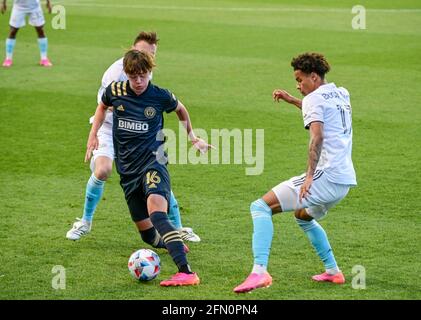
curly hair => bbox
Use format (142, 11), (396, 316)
(291, 53), (331, 78)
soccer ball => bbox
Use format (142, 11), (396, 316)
(128, 249), (161, 281)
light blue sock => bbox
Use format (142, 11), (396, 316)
(5, 38), (16, 59)
(251, 199), (273, 267)
(37, 37), (48, 59)
(296, 218), (338, 271)
(82, 174), (105, 223)
(168, 190), (182, 229)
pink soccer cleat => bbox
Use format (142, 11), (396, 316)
(233, 272), (273, 293)
(2, 58), (12, 67)
(312, 271), (345, 284)
(39, 58), (53, 67)
(160, 272), (200, 287)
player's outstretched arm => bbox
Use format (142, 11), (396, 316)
(273, 89), (302, 109)
(174, 101), (215, 154)
(1, 1), (6, 14)
(85, 102), (108, 162)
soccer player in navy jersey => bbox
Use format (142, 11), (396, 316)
(86, 49), (213, 286)
(66, 32), (201, 243)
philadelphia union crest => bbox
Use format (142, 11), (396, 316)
(144, 106), (156, 119)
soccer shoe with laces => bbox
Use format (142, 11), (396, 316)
(312, 271), (345, 284)
(40, 58), (53, 67)
(233, 272), (273, 293)
(66, 218), (91, 240)
(160, 272), (200, 287)
(180, 227), (201, 242)
(2, 58), (12, 67)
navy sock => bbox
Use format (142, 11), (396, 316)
(139, 227), (166, 248)
(150, 211), (191, 272)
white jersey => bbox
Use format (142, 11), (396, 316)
(13, 0), (40, 11)
(92, 57), (153, 126)
(96, 58), (127, 104)
(91, 58), (127, 126)
(302, 82), (357, 186)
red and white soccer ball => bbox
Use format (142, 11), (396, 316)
(128, 249), (161, 281)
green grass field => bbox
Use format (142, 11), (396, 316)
(1, 0), (420, 300)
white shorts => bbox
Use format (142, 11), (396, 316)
(9, 6), (45, 28)
(90, 123), (114, 172)
(271, 170), (350, 220)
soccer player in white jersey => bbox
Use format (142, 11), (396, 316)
(1, 0), (52, 67)
(66, 32), (201, 243)
(234, 52), (357, 293)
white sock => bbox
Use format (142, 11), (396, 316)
(252, 264), (267, 275)
(81, 219), (92, 226)
(326, 267), (340, 275)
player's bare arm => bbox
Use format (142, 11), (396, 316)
(300, 121), (324, 202)
(174, 101), (214, 154)
(273, 89), (302, 109)
(1, 0), (6, 14)
(85, 102), (109, 162)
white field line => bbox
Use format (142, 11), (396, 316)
(59, 3), (421, 14)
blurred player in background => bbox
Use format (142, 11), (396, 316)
(234, 52), (357, 293)
(1, 0), (52, 67)
(66, 32), (201, 244)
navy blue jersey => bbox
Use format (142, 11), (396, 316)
(102, 80), (178, 181)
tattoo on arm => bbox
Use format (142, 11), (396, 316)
(306, 128), (323, 177)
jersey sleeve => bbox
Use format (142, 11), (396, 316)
(302, 94), (325, 129)
(163, 89), (179, 113)
(101, 84), (113, 107)
(338, 87), (350, 103)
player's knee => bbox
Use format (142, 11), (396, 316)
(250, 199), (272, 218)
(9, 27), (18, 38)
(35, 26), (45, 38)
(94, 165), (112, 181)
(294, 209), (314, 221)
(147, 194), (168, 213)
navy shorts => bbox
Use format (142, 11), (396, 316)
(122, 164), (171, 222)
